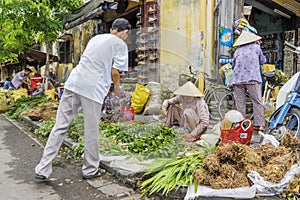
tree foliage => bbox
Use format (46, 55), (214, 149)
(0, 0), (83, 63)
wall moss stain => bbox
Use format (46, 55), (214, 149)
(160, 0), (204, 91)
(162, 0), (176, 10)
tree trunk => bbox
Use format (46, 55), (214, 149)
(44, 33), (50, 91)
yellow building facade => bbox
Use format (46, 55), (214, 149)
(159, 0), (215, 91)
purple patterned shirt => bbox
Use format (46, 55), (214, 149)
(231, 43), (266, 85)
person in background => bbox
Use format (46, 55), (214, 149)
(11, 68), (32, 89)
(35, 18), (131, 181)
(31, 72), (42, 92)
(162, 81), (210, 142)
(4, 77), (14, 89)
(231, 31), (266, 132)
(48, 68), (56, 85)
(31, 82), (44, 96)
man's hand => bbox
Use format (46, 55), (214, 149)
(182, 133), (194, 142)
(22, 79), (30, 85)
(114, 86), (123, 95)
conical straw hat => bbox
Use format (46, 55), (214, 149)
(233, 31), (262, 47)
(174, 81), (204, 97)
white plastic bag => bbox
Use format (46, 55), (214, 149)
(258, 131), (280, 147)
(247, 164), (300, 196)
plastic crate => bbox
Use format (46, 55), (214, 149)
(263, 64), (275, 72)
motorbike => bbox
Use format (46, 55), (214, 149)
(265, 42), (300, 141)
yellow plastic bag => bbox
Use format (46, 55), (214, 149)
(12, 88), (28, 101)
(131, 84), (150, 114)
(0, 93), (7, 113)
(45, 89), (56, 100)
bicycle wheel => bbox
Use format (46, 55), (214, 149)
(218, 91), (253, 119)
(218, 91), (236, 119)
(205, 87), (228, 120)
(264, 85), (281, 107)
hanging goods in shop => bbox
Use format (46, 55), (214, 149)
(233, 18), (257, 35)
(220, 28), (233, 47)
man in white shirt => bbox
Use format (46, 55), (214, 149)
(35, 18), (131, 180)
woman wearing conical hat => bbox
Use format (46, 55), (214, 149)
(162, 81), (209, 142)
(231, 31), (266, 132)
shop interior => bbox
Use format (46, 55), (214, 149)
(245, 0), (300, 76)
(99, 0), (160, 85)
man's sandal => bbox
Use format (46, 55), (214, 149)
(35, 174), (46, 180)
(82, 169), (106, 180)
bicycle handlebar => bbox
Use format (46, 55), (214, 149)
(188, 65), (209, 77)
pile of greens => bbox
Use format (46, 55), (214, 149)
(99, 122), (182, 159)
(34, 114), (84, 140)
(6, 96), (48, 119)
(34, 117), (189, 160)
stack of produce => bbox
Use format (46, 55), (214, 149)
(193, 132), (299, 189)
(21, 102), (58, 121)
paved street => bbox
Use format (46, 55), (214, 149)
(0, 114), (59, 199)
(0, 114), (142, 200)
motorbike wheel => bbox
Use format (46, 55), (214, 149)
(266, 107), (300, 141)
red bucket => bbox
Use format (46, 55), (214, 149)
(221, 118), (254, 145)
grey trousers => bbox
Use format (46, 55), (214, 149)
(35, 89), (102, 178)
(233, 82), (265, 127)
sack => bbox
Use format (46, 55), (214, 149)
(0, 93), (7, 112)
(45, 89), (56, 100)
(12, 88), (28, 101)
(221, 118), (253, 145)
(131, 84), (150, 114)
(103, 91), (133, 122)
(219, 63), (233, 86)
(143, 82), (162, 115)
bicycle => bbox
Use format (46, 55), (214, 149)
(179, 66), (227, 121)
(218, 87), (253, 119)
(262, 71), (283, 110)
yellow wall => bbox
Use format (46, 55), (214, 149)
(160, 0), (212, 91)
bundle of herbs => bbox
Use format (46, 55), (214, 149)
(140, 144), (216, 196)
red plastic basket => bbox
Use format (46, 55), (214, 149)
(221, 118), (254, 145)
(120, 106), (134, 121)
